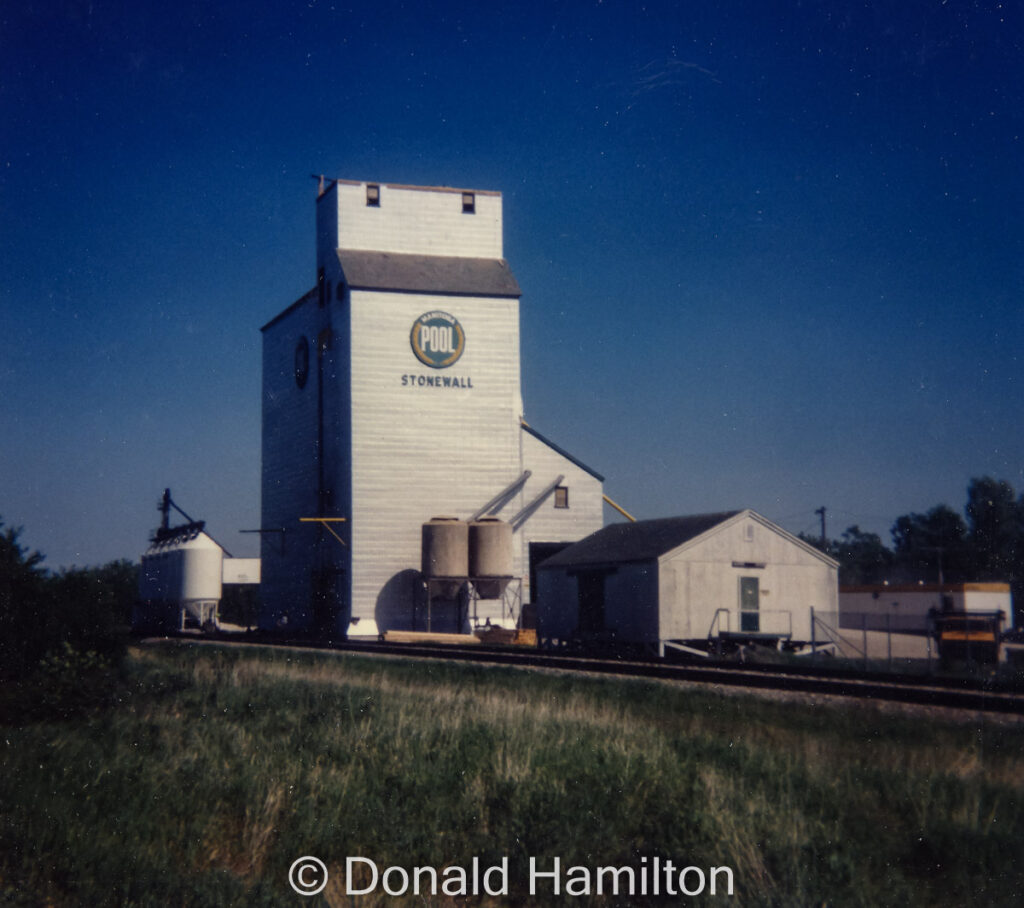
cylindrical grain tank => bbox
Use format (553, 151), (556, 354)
(179, 535), (224, 603)
(469, 517), (513, 599)
(136, 525), (224, 632)
(422, 518), (468, 599)
(176, 535), (222, 629)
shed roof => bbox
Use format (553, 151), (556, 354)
(521, 422), (604, 482)
(539, 511), (742, 568)
(336, 249), (521, 298)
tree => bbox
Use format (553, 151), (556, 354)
(965, 476), (1022, 582)
(797, 531), (832, 558)
(832, 526), (894, 586)
(0, 515), (137, 680)
(0, 517), (49, 678)
(45, 560), (138, 663)
(891, 505), (970, 583)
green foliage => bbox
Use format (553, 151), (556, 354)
(966, 477), (1023, 581)
(45, 559), (138, 663)
(833, 526), (894, 585)
(801, 479), (1024, 608)
(0, 517), (50, 677)
(891, 504), (971, 583)
(2, 644), (1022, 907)
(0, 513), (136, 692)
(0, 643), (121, 724)
(798, 525), (894, 585)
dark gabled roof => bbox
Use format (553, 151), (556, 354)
(337, 249), (521, 298)
(539, 511), (743, 569)
(261, 287), (317, 332)
(521, 423), (604, 482)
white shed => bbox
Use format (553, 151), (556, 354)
(536, 510), (838, 654)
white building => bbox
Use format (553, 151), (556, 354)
(260, 179), (604, 638)
(136, 521), (261, 633)
(839, 583), (1014, 634)
(536, 510), (839, 653)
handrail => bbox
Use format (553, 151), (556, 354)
(708, 608), (731, 639)
(812, 610), (866, 659)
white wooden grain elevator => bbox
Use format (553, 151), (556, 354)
(260, 180), (604, 637)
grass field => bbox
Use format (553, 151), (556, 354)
(1, 642), (1022, 906)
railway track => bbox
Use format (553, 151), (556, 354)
(173, 631), (1024, 717)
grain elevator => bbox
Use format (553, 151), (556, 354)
(260, 180), (604, 638)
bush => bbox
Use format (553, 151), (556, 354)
(0, 514), (136, 682)
(0, 518), (49, 678)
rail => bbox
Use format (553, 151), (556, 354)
(165, 634), (1024, 716)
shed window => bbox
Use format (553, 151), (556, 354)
(554, 486), (569, 509)
(462, 191), (476, 214)
(366, 184), (380, 206)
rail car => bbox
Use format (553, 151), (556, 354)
(933, 611), (1005, 666)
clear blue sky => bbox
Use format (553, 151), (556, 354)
(2, 1), (1021, 568)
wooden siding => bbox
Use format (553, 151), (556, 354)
(659, 513), (837, 642)
(604, 563), (659, 643)
(347, 288), (521, 629)
(260, 297), (331, 628)
(264, 180), (606, 637)
(536, 511), (838, 646)
(515, 429), (605, 600)
(321, 181), (503, 260)
(536, 570), (579, 640)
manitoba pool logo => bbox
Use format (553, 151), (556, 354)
(411, 311), (465, 369)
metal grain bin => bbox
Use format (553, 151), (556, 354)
(421, 517), (469, 578)
(469, 517), (513, 598)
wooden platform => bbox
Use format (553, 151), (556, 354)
(381, 628), (538, 647)
(382, 630), (481, 645)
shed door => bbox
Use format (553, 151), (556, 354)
(739, 576), (760, 632)
(577, 570), (607, 635)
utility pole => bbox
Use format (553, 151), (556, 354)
(815, 506), (827, 551)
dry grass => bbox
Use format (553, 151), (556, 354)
(1, 642), (1022, 907)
